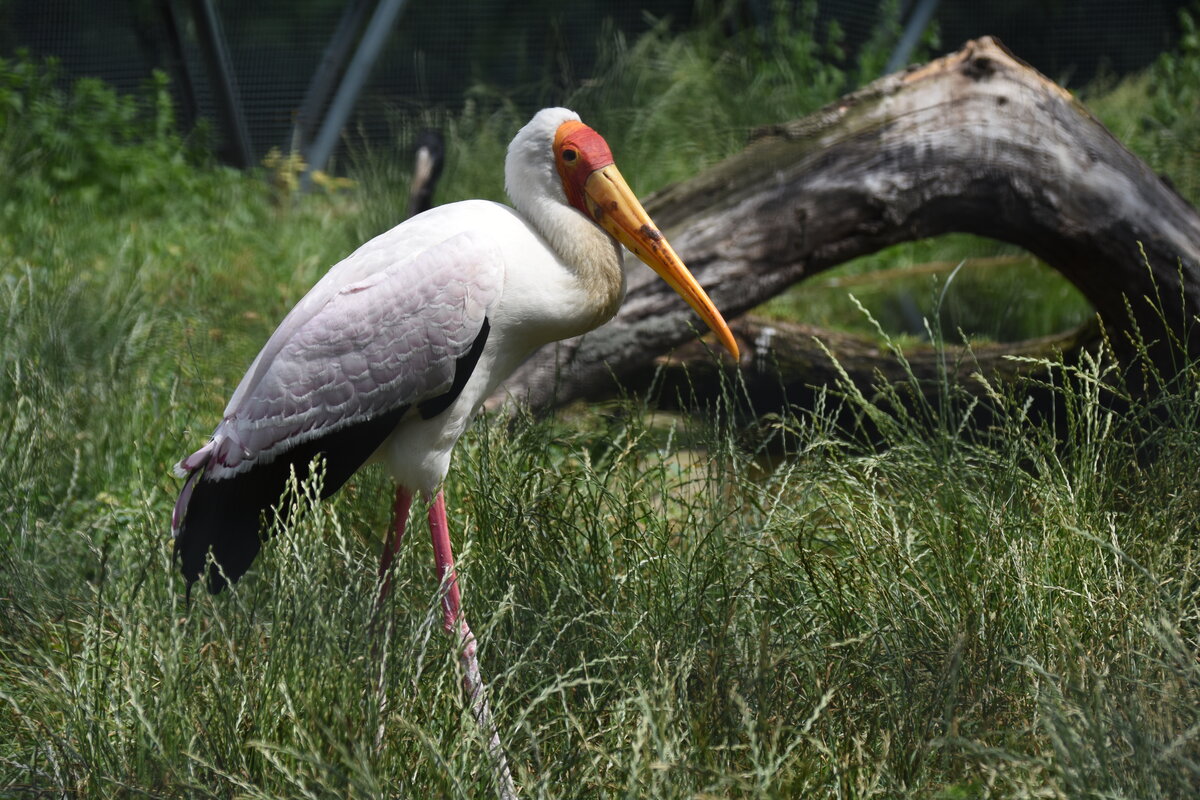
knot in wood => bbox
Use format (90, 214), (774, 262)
(963, 54), (996, 81)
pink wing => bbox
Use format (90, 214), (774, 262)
(178, 230), (503, 481)
(171, 227), (505, 592)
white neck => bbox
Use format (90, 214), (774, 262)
(505, 107), (627, 331)
(516, 190), (626, 329)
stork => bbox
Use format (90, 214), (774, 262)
(171, 107), (739, 793)
(406, 128), (444, 218)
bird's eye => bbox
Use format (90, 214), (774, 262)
(562, 148), (578, 163)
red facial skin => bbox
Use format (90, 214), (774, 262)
(553, 120), (615, 217)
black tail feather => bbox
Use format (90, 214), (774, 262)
(174, 405), (409, 593)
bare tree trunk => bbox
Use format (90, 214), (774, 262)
(494, 36), (1200, 413)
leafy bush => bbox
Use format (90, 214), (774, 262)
(1089, 5), (1200, 205)
(0, 52), (223, 217)
(1146, 6), (1200, 202)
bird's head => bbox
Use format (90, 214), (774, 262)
(508, 108), (739, 361)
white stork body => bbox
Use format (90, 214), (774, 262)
(174, 107), (737, 594)
(373, 197), (622, 492)
(173, 105), (737, 799)
(180, 116), (613, 581)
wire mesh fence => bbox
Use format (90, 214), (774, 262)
(1, 0), (1190, 166)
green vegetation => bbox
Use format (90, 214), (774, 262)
(1089, 6), (1200, 207)
(759, 239), (1097, 345)
(3, 7), (1200, 797)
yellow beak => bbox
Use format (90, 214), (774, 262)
(582, 165), (740, 361)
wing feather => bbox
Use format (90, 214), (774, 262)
(184, 229), (504, 481)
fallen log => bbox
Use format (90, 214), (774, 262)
(641, 314), (1102, 416)
(493, 36), (1200, 413)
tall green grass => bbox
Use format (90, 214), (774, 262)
(3, 13), (1200, 798)
(5, 293), (1200, 796)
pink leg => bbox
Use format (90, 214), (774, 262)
(426, 489), (516, 800)
(376, 486), (413, 607)
(427, 489), (463, 631)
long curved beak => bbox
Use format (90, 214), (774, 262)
(583, 165), (740, 360)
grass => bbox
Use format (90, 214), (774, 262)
(6, 311), (1200, 797)
(759, 236), (1096, 345)
(4, 10), (1200, 798)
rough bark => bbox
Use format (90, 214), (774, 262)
(640, 314), (1102, 416)
(493, 36), (1200, 413)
